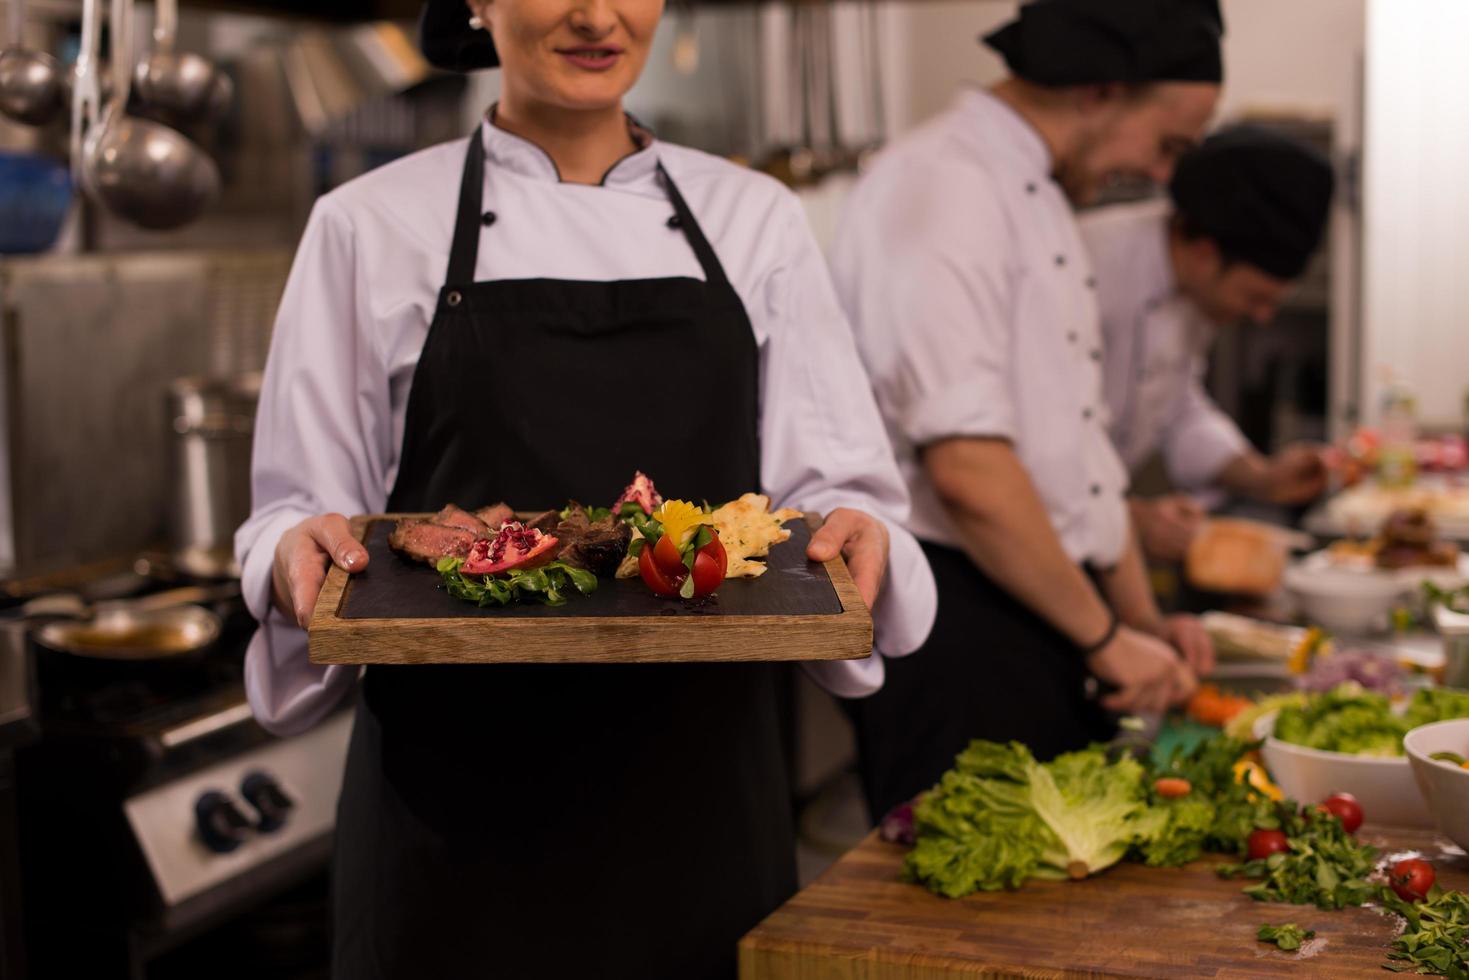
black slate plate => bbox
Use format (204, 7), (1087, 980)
(340, 518), (843, 619)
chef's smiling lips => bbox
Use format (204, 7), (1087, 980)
(556, 44), (625, 71)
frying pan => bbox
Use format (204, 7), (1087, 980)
(34, 584), (233, 662)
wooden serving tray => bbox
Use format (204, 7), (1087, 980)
(308, 513), (872, 665)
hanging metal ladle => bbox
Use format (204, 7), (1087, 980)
(75, 0), (220, 230)
(133, 0), (232, 126)
(0, 0), (67, 125)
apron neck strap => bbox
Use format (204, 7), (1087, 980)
(658, 162), (729, 287)
(446, 129), (488, 286)
(444, 129), (732, 289)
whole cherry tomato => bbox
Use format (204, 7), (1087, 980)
(1247, 828), (1290, 861)
(1317, 793), (1364, 834)
(1389, 858), (1435, 902)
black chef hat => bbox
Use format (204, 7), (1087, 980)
(1169, 125), (1335, 280)
(984, 0), (1224, 87)
(420, 0), (499, 72)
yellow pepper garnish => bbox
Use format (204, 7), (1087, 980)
(1288, 627), (1330, 676)
(1233, 758), (1284, 802)
(652, 499), (712, 550)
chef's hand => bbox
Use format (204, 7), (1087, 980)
(272, 513), (369, 629)
(1265, 443), (1329, 504)
(1088, 626), (1198, 715)
(1161, 613), (1215, 677)
(808, 508), (890, 611)
(1131, 495), (1206, 563)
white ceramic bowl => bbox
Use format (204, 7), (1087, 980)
(1283, 556), (1411, 634)
(1404, 719), (1469, 850)
(1255, 712), (1433, 828)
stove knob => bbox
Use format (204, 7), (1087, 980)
(194, 791), (251, 853)
(240, 771), (294, 833)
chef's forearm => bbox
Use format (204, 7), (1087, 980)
(1215, 449), (1272, 499)
(924, 437), (1114, 647)
(1098, 526), (1165, 635)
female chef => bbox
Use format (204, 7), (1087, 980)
(233, 0), (936, 976)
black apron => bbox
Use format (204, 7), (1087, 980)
(846, 541), (1116, 823)
(332, 132), (796, 980)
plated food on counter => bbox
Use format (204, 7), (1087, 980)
(1327, 508), (1462, 571)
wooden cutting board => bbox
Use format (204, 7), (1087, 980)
(308, 513), (871, 664)
(740, 827), (1469, 979)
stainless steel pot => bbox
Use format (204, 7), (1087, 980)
(167, 373), (260, 579)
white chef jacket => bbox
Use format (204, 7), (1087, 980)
(235, 120), (938, 736)
(1080, 199), (1250, 489)
(828, 87), (1130, 567)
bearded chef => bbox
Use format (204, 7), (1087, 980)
(232, 0), (936, 975)
(829, 0), (1223, 823)
(1082, 125), (1336, 562)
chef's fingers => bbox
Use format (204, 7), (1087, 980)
(1102, 683), (1147, 714)
(1170, 616), (1215, 676)
(1170, 660), (1200, 705)
(1170, 495), (1207, 521)
(286, 550), (328, 629)
(808, 508), (889, 611)
(307, 513), (368, 573)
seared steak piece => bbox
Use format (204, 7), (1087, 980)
(388, 519), (478, 565)
(433, 503), (491, 537)
(553, 504), (632, 576)
(525, 509), (562, 534)
(474, 503), (514, 529)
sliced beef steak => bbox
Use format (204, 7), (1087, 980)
(388, 519), (478, 565)
(525, 509), (562, 535)
(474, 503), (514, 529)
(432, 503), (491, 538)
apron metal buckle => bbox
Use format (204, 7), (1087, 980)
(446, 290), (463, 308)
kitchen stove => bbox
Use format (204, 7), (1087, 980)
(11, 577), (350, 979)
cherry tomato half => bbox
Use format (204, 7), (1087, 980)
(638, 543), (682, 597)
(688, 535), (728, 599)
(1389, 858), (1435, 902)
(653, 533), (687, 577)
(1318, 793), (1364, 834)
(1247, 828), (1290, 861)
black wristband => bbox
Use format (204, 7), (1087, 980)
(1078, 610), (1120, 658)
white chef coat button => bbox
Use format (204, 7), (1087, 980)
(667, 214), (682, 229)
(446, 290), (463, 307)
(480, 211), (497, 227)
(1083, 407), (1094, 420)
(1090, 484), (1102, 496)
(1067, 331), (1078, 344)
(1055, 254), (1066, 267)
(1085, 276), (1097, 289)
(1090, 349), (1102, 362)
(1026, 182), (1038, 194)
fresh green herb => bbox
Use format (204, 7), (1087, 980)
(1425, 581), (1469, 616)
(1381, 886), (1469, 978)
(436, 557), (597, 607)
(1273, 685), (1469, 757)
(1257, 922), (1315, 951)
(1216, 804), (1378, 909)
(903, 741), (1158, 897)
(562, 504), (614, 523)
(1134, 736), (1276, 867)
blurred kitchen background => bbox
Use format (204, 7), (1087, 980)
(1, 0), (1465, 977)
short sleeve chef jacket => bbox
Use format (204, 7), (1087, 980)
(828, 88), (1130, 567)
(235, 121), (938, 735)
(1080, 199), (1249, 489)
